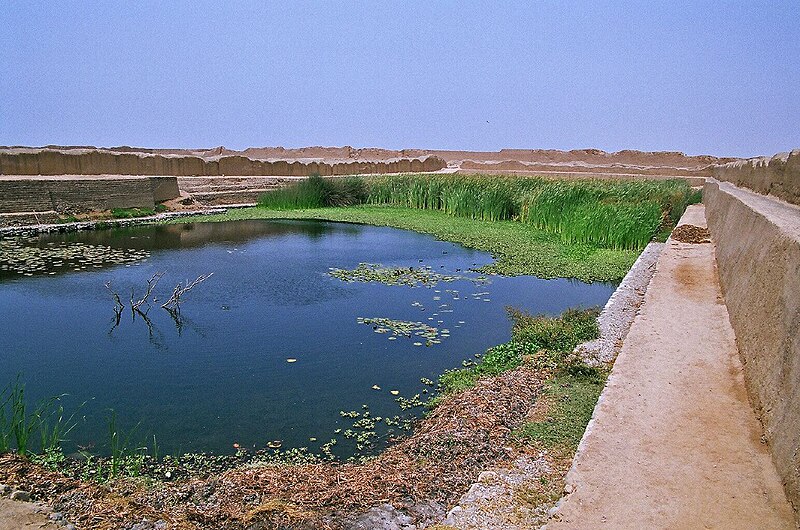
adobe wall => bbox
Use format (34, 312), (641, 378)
(711, 150), (800, 207)
(0, 149), (447, 177)
(0, 176), (179, 214)
(704, 177), (800, 520)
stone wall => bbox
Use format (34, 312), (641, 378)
(0, 150), (447, 176)
(704, 178), (800, 520)
(711, 150), (800, 206)
(0, 176), (179, 213)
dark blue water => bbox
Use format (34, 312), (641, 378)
(0, 220), (615, 456)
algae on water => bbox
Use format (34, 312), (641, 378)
(329, 262), (463, 287)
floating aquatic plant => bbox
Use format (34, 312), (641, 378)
(356, 317), (446, 346)
(0, 237), (149, 276)
(329, 263), (463, 287)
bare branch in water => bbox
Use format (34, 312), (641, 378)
(131, 272), (164, 312)
(161, 273), (214, 310)
(104, 281), (125, 314)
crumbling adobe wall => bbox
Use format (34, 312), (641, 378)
(0, 176), (179, 213)
(704, 177), (800, 521)
(711, 150), (800, 207)
(0, 149), (447, 176)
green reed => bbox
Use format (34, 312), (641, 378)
(365, 175), (692, 250)
(259, 175), (368, 209)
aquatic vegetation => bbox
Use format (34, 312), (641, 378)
(366, 174), (693, 250)
(258, 175), (368, 209)
(0, 237), (149, 276)
(0, 378), (80, 457)
(330, 262), (463, 287)
(368, 174), (517, 221)
(256, 173), (694, 250)
(357, 317), (444, 345)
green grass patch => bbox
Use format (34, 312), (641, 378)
(515, 366), (607, 453)
(170, 206), (638, 282)
(438, 307), (600, 395)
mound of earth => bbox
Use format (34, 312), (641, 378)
(671, 224), (711, 244)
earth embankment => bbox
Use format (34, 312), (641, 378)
(704, 178), (800, 521)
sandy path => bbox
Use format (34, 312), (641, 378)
(0, 498), (61, 530)
(548, 204), (795, 529)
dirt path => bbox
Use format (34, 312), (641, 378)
(0, 498), (61, 530)
(548, 204), (795, 529)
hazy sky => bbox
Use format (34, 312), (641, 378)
(1, 1), (798, 157)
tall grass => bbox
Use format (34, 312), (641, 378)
(258, 175), (367, 209)
(367, 175), (516, 221)
(257, 173), (694, 250)
(366, 175), (693, 250)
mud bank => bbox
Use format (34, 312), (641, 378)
(704, 178), (800, 521)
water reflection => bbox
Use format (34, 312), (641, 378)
(0, 220), (351, 280)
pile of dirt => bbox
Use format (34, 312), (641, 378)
(671, 224), (711, 244)
(0, 366), (548, 529)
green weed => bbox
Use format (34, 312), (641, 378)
(514, 367), (607, 453)
(0, 377), (80, 457)
(438, 307), (600, 395)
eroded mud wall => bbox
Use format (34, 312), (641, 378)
(711, 150), (800, 207)
(704, 178), (800, 520)
(0, 150), (446, 176)
(0, 177), (179, 213)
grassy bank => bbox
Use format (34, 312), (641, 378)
(260, 174), (697, 251)
(173, 206), (637, 282)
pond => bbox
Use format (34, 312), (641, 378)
(0, 219), (616, 457)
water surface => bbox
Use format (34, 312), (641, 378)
(0, 219), (616, 455)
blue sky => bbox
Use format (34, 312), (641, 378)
(1, 1), (798, 157)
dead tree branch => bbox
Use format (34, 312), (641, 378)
(104, 281), (125, 314)
(131, 272), (164, 312)
(161, 273), (214, 310)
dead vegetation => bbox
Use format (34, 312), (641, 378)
(671, 224), (710, 244)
